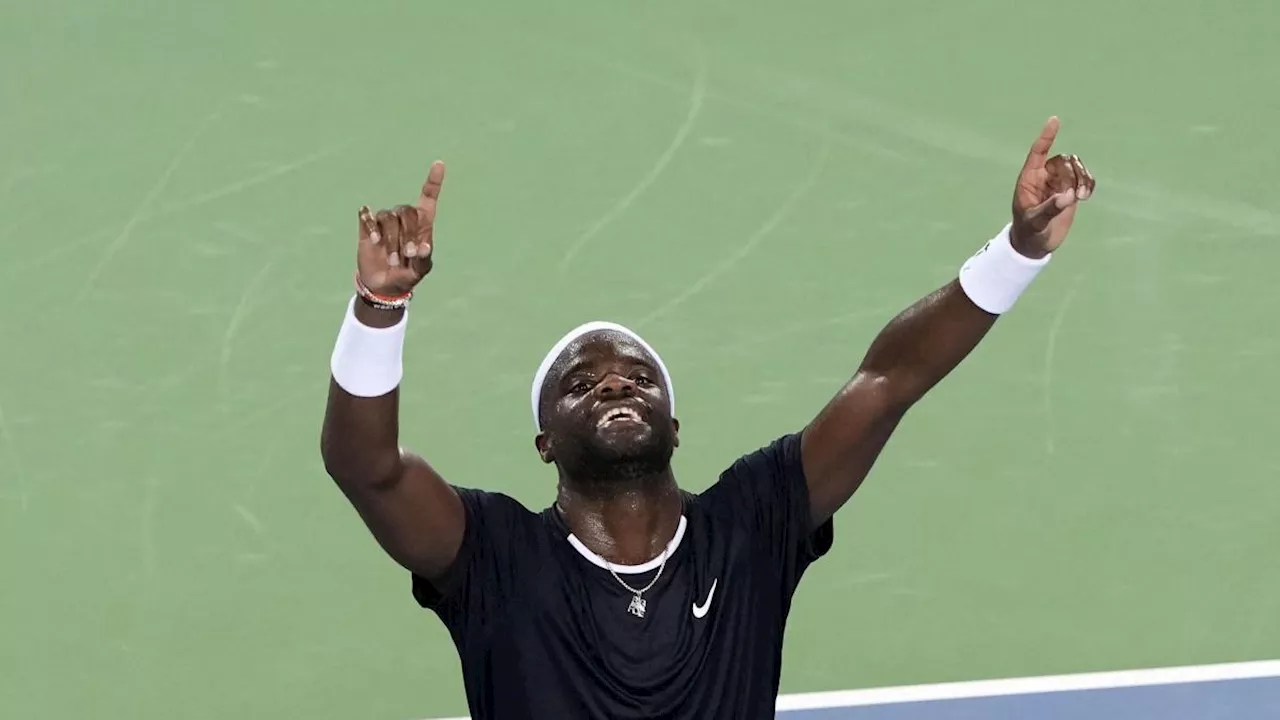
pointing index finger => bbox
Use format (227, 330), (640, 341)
(417, 160), (446, 222)
(1021, 116), (1060, 174)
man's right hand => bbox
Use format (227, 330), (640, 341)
(357, 160), (446, 299)
(324, 158), (466, 583)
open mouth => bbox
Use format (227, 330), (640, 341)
(597, 406), (644, 428)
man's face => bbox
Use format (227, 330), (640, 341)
(536, 330), (678, 482)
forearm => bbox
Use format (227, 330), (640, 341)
(858, 219), (1053, 405)
(320, 300), (409, 488)
(857, 279), (996, 406)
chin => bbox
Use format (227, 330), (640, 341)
(582, 427), (674, 478)
(594, 435), (661, 463)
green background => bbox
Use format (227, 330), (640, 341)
(3, 1), (1278, 718)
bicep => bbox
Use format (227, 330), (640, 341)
(338, 449), (466, 581)
(800, 280), (1000, 524)
(801, 371), (909, 525)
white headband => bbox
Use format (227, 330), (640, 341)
(530, 321), (674, 430)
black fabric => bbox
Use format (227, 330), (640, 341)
(412, 432), (833, 719)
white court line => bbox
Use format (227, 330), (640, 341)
(774, 659), (1280, 710)
(421, 659), (1280, 719)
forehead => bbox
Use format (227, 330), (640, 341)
(535, 329), (668, 422)
(552, 330), (656, 377)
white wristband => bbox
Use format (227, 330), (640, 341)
(958, 224), (1050, 314)
(330, 296), (407, 397)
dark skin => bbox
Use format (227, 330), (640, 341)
(321, 118), (1096, 579)
(536, 332), (684, 564)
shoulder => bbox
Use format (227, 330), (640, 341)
(411, 487), (544, 610)
(450, 486), (546, 551)
(453, 486), (538, 523)
(696, 431), (833, 586)
(695, 432), (806, 512)
(721, 432), (805, 479)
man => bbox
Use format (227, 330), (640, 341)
(321, 117), (1095, 719)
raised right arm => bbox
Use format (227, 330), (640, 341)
(320, 161), (465, 581)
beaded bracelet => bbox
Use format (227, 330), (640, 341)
(355, 271), (413, 311)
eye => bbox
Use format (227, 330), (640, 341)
(570, 381), (592, 395)
(632, 374), (653, 387)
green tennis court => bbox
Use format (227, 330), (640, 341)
(3, 1), (1279, 718)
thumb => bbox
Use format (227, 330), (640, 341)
(386, 266), (424, 290)
(1021, 190), (1077, 232)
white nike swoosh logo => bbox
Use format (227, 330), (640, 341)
(692, 578), (717, 619)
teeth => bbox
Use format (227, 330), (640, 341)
(598, 407), (641, 427)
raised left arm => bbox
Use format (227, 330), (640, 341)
(801, 116), (1096, 526)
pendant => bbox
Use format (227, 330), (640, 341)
(627, 594), (647, 618)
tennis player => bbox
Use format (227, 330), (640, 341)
(321, 117), (1095, 719)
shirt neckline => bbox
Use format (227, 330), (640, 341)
(565, 515), (688, 574)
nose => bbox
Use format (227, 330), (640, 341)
(596, 373), (636, 400)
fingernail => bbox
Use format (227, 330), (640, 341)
(389, 252), (400, 267)
(405, 242), (417, 257)
(371, 230), (381, 244)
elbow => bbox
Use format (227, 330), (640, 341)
(852, 370), (919, 413)
(319, 425), (344, 478)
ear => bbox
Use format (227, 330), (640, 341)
(672, 417), (681, 448)
(534, 432), (554, 464)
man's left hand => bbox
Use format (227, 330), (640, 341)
(1010, 117), (1097, 259)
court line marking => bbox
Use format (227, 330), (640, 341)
(773, 659), (1280, 710)
(419, 659), (1280, 718)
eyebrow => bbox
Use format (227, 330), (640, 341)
(559, 352), (657, 383)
